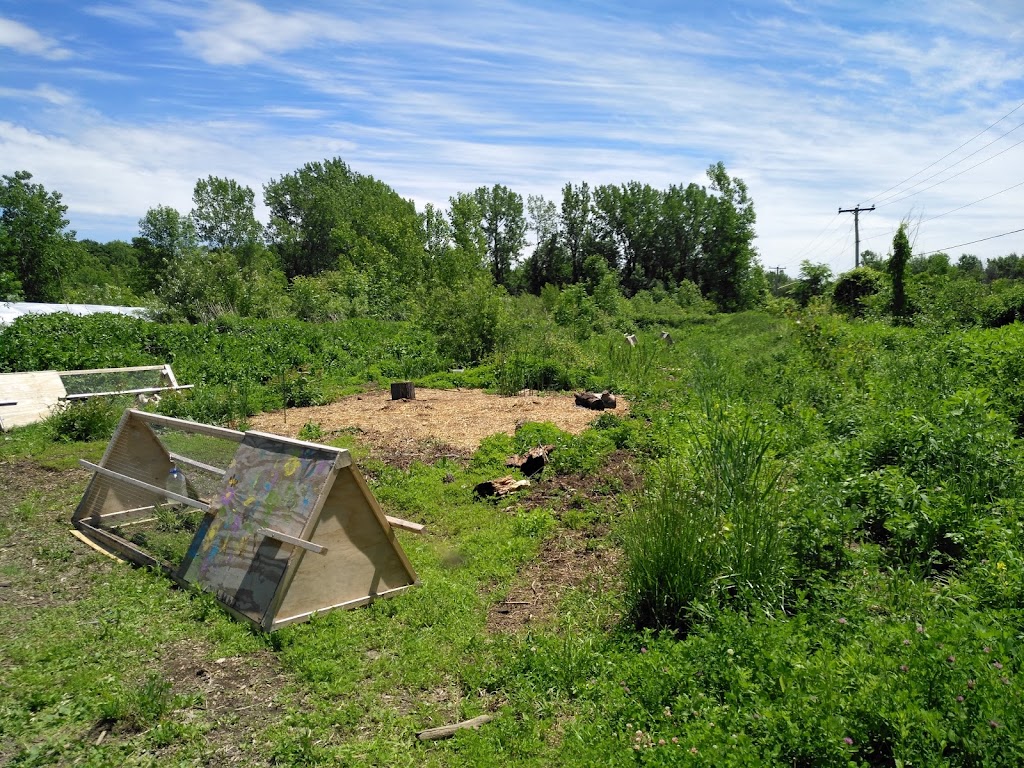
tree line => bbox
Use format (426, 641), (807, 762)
(0, 159), (761, 315)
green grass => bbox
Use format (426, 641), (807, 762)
(3, 310), (1024, 765)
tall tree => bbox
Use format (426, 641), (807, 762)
(655, 182), (708, 287)
(698, 162), (759, 311)
(471, 184), (526, 287)
(889, 223), (911, 320)
(0, 171), (76, 302)
(136, 204), (197, 281)
(560, 182), (592, 283)
(264, 158), (425, 284)
(190, 176), (263, 251)
(464, 185), (521, 287)
(592, 182), (661, 293)
(527, 194), (559, 251)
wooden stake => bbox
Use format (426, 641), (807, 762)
(416, 714), (494, 741)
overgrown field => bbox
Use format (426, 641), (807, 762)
(2, 309), (1024, 766)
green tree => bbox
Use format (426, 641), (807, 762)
(793, 260), (832, 306)
(889, 223), (911, 320)
(560, 181), (593, 283)
(0, 171), (76, 302)
(472, 184), (527, 287)
(698, 162), (760, 311)
(265, 158), (425, 292)
(592, 181), (661, 293)
(136, 204), (197, 283)
(190, 176), (263, 251)
(956, 253), (984, 280)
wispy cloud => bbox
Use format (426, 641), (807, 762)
(176, 1), (361, 65)
(2, 1), (1022, 273)
(0, 17), (72, 60)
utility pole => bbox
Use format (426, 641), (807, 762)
(838, 205), (875, 268)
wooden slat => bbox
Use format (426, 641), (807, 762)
(246, 431), (351, 465)
(128, 410), (245, 442)
(385, 515), (425, 534)
(271, 585), (416, 630)
(168, 452), (226, 476)
(162, 364), (180, 388)
(70, 529), (126, 562)
(256, 527), (326, 554)
(79, 459), (210, 512)
(57, 365), (169, 376)
(62, 384), (194, 400)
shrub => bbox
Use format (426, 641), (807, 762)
(45, 398), (126, 442)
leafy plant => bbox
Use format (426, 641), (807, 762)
(44, 397), (126, 443)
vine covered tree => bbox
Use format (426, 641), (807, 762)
(889, 223), (911, 319)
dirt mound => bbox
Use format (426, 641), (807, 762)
(248, 388), (628, 455)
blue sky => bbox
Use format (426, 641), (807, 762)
(2, 0), (1022, 276)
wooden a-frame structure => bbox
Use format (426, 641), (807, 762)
(73, 409), (420, 630)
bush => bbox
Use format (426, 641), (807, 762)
(45, 398), (126, 442)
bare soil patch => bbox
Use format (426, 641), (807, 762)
(486, 451), (643, 634)
(247, 388), (628, 460)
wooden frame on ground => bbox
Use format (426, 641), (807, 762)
(72, 409), (421, 631)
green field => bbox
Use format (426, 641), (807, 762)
(2, 307), (1023, 767)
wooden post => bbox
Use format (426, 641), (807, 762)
(390, 382), (416, 400)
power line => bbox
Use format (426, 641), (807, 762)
(789, 213), (842, 263)
(878, 134), (1024, 208)
(919, 180), (1024, 225)
(916, 227), (1024, 257)
(873, 118), (1024, 206)
(860, 99), (1024, 206)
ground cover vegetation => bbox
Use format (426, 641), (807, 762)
(2, 160), (1024, 765)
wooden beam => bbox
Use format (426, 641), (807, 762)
(385, 515), (425, 534)
(57, 364), (169, 376)
(128, 409), (245, 442)
(70, 529), (126, 562)
(62, 384), (194, 400)
(246, 431), (351, 465)
(168, 452), (226, 477)
(79, 459), (210, 512)
(256, 527), (325, 554)
(416, 715), (494, 741)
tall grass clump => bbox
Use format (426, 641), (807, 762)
(624, 401), (788, 631)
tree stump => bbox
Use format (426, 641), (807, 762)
(506, 444), (555, 477)
(474, 476), (531, 497)
(390, 381), (416, 400)
(574, 392), (605, 410)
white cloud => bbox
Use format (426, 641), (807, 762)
(176, 1), (360, 66)
(0, 84), (76, 106)
(0, 17), (72, 60)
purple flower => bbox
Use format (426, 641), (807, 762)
(947, 655), (956, 664)
(899, 664), (909, 673)
(902, 639), (911, 646)
(990, 720), (1001, 729)
(967, 679), (976, 689)
(640, 646), (648, 654)
(838, 617), (848, 625)
(993, 661), (1004, 670)
(916, 624), (924, 633)
(1002, 677), (1011, 685)
(983, 646), (991, 654)
(956, 695), (965, 702)
(843, 737), (854, 746)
